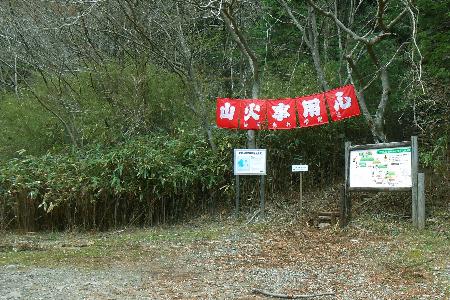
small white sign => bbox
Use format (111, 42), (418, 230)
(234, 149), (267, 175)
(292, 165), (308, 172)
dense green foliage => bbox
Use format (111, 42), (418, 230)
(0, 130), (239, 230)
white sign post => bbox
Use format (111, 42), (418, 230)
(292, 164), (309, 221)
(234, 149), (267, 218)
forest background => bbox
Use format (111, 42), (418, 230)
(0, 0), (448, 231)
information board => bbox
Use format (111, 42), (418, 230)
(349, 146), (412, 188)
(234, 149), (267, 175)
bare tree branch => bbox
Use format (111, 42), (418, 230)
(306, 0), (368, 44)
(278, 0), (329, 91)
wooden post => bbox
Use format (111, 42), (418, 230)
(340, 184), (346, 228)
(348, 191), (352, 224)
(341, 141), (351, 226)
(260, 175), (265, 218)
(235, 175), (240, 218)
(418, 173), (425, 229)
(411, 136), (418, 227)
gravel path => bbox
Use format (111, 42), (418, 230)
(1, 265), (149, 300)
(1, 220), (448, 300)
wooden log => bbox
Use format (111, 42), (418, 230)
(318, 212), (339, 226)
(252, 288), (335, 299)
(318, 211), (340, 217)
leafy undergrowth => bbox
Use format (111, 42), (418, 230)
(0, 213), (448, 299)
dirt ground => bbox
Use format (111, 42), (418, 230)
(0, 213), (449, 300)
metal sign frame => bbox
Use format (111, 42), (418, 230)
(233, 149), (267, 219)
(342, 137), (424, 229)
(234, 149), (267, 176)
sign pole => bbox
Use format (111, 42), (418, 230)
(235, 175), (240, 218)
(299, 172), (303, 220)
(291, 164), (308, 222)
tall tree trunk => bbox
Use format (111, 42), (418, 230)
(176, 6), (217, 151)
(279, 0), (329, 91)
(307, 0), (408, 143)
(373, 66), (390, 142)
(308, 7), (329, 91)
(14, 54), (18, 97)
(221, 7), (259, 148)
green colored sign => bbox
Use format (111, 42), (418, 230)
(377, 147), (411, 154)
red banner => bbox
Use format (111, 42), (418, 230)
(239, 99), (267, 130)
(216, 85), (360, 129)
(296, 93), (329, 127)
(216, 98), (239, 129)
(325, 85), (360, 121)
(267, 99), (297, 129)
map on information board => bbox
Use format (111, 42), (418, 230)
(349, 146), (412, 188)
(234, 149), (266, 175)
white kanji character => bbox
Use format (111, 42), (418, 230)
(286, 122), (291, 127)
(272, 122), (277, 128)
(304, 119), (309, 125)
(333, 91), (352, 112)
(302, 98), (321, 118)
(244, 103), (261, 121)
(220, 102), (236, 120)
(317, 116), (323, 123)
(272, 103), (290, 121)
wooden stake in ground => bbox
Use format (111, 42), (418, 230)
(252, 288), (335, 299)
